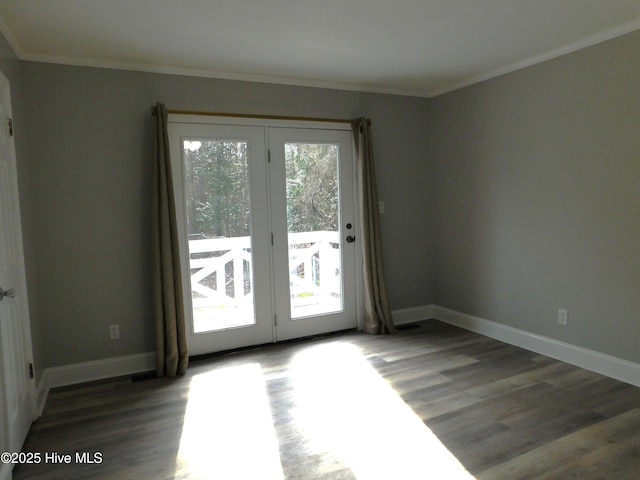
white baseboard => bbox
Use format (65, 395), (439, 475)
(392, 305), (436, 325)
(431, 305), (640, 388)
(42, 352), (156, 390)
(34, 305), (640, 408)
(34, 308), (429, 401)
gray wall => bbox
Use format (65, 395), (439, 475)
(0, 34), (44, 379)
(21, 63), (433, 367)
(430, 31), (640, 363)
(9, 26), (640, 372)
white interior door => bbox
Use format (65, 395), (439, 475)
(0, 71), (36, 478)
(169, 117), (358, 356)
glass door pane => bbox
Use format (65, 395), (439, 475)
(182, 139), (255, 333)
(285, 143), (343, 318)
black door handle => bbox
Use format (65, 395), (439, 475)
(346, 235), (356, 243)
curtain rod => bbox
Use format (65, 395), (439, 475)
(156, 107), (354, 125)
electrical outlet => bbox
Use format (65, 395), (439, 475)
(109, 324), (120, 340)
(558, 309), (568, 326)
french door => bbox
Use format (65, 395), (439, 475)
(169, 118), (358, 355)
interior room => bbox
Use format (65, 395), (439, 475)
(0, 1), (639, 479)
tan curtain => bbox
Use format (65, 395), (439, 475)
(151, 103), (188, 376)
(353, 118), (395, 334)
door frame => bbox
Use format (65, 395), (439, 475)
(0, 70), (37, 480)
(168, 114), (363, 355)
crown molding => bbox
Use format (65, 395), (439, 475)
(1, 14), (639, 99)
(427, 19), (640, 97)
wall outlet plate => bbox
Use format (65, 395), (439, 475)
(558, 309), (568, 326)
(109, 324), (120, 340)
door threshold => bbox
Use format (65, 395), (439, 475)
(189, 328), (358, 363)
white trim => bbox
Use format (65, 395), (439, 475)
(31, 302), (640, 408)
(43, 352), (155, 390)
(427, 19), (640, 97)
(353, 143), (364, 333)
(33, 305), (408, 396)
(11, 51), (425, 99)
(392, 305), (436, 325)
(431, 305), (640, 388)
(3, 15), (638, 99)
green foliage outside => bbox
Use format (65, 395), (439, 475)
(184, 140), (250, 238)
(184, 140), (339, 238)
(285, 143), (339, 233)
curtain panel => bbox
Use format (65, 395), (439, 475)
(151, 103), (189, 377)
(353, 118), (395, 334)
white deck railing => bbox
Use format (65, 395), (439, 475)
(188, 231), (341, 310)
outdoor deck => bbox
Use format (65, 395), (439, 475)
(188, 231), (342, 332)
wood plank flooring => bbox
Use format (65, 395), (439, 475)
(12, 320), (640, 479)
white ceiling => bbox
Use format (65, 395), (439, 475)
(1, 0), (639, 97)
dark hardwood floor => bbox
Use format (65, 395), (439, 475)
(13, 320), (640, 479)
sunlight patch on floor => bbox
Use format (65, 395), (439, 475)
(176, 342), (475, 479)
(290, 341), (476, 479)
(177, 363), (285, 479)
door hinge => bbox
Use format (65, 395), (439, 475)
(271, 233), (274, 245)
(8, 118), (13, 137)
(28, 363), (34, 379)
(268, 150), (271, 163)
(274, 314), (277, 326)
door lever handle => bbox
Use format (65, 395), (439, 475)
(346, 235), (356, 244)
(0, 287), (15, 301)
